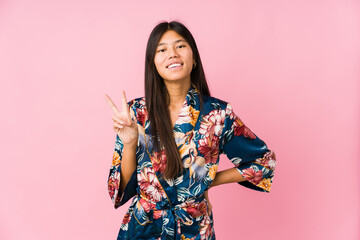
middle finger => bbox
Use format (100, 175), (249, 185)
(112, 114), (125, 125)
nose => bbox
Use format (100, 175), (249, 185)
(168, 47), (179, 59)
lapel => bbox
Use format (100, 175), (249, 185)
(143, 84), (201, 152)
(172, 84), (201, 135)
(142, 84), (202, 203)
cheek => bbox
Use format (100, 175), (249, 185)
(154, 56), (164, 70)
(154, 58), (166, 77)
(184, 51), (194, 65)
(153, 61), (161, 73)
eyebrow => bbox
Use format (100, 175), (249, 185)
(157, 39), (186, 47)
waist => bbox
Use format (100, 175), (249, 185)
(136, 193), (208, 223)
(140, 193), (205, 209)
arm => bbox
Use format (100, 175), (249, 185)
(210, 168), (246, 188)
(205, 168), (245, 213)
(204, 167), (245, 214)
(119, 143), (137, 192)
(220, 102), (276, 192)
(105, 92), (139, 208)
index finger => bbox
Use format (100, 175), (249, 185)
(104, 94), (121, 115)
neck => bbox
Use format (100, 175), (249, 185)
(164, 79), (191, 107)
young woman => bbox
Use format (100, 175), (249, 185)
(105, 21), (276, 240)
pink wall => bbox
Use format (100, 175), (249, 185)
(1, 0), (359, 239)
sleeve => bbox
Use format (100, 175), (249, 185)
(220, 103), (276, 193)
(107, 101), (139, 209)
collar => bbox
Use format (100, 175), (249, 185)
(172, 83), (201, 130)
(143, 83), (202, 151)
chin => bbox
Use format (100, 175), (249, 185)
(163, 75), (190, 82)
(162, 74), (192, 83)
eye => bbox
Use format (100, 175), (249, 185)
(177, 45), (186, 49)
(157, 49), (166, 53)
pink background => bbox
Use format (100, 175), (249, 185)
(1, 0), (359, 239)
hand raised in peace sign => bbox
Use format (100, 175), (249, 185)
(104, 91), (138, 146)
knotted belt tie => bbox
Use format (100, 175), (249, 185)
(134, 194), (206, 239)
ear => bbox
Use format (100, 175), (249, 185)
(192, 60), (197, 69)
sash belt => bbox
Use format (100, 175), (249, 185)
(134, 194), (206, 240)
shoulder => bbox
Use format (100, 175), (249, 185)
(127, 97), (147, 125)
(201, 95), (238, 122)
(128, 97), (146, 109)
(202, 95), (231, 110)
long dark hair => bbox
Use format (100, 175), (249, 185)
(145, 21), (210, 180)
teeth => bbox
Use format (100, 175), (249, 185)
(168, 63), (182, 68)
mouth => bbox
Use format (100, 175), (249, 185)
(166, 62), (184, 69)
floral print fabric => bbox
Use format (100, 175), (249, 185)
(108, 84), (276, 240)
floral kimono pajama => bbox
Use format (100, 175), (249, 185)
(108, 84), (276, 240)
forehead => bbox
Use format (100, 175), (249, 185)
(158, 30), (186, 45)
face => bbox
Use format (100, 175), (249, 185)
(154, 30), (195, 84)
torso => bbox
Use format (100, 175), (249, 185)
(169, 104), (183, 128)
(109, 84), (275, 240)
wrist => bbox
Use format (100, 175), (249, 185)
(123, 141), (138, 150)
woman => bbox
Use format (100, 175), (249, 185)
(105, 21), (276, 240)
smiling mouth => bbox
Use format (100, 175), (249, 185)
(167, 63), (183, 69)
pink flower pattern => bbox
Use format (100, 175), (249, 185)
(199, 214), (213, 240)
(136, 98), (148, 126)
(241, 167), (264, 185)
(138, 167), (167, 202)
(151, 149), (167, 173)
(198, 134), (220, 164)
(233, 117), (256, 139)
